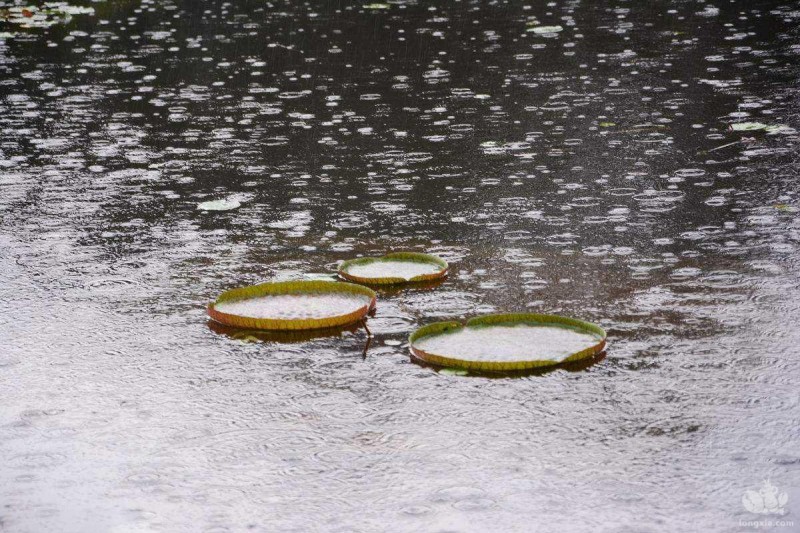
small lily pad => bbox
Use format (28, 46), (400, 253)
(730, 122), (795, 134)
(208, 280), (376, 331)
(338, 252), (448, 285)
(527, 25), (564, 34)
(1, 3), (94, 29)
(409, 313), (606, 373)
(364, 3), (390, 9)
(48, 3), (95, 16)
(197, 198), (241, 211)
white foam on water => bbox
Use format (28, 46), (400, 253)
(414, 324), (601, 363)
(214, 293), (371, 320)
(344, 260), (441, 281)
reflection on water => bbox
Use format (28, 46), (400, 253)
(207, 320), (368, 346)
(1, 0), (799, 531)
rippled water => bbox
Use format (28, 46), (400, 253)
(1, 1), (799, 531)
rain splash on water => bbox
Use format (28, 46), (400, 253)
(1, 0), (799, 531)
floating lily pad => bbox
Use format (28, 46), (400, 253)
(364, 3), (390, 9)
(208, 280), (376, 331)
(197, 197), (241, 211)
(1, 3), (94, 29)
(729, 122), (794, 134)
(527, 25), (564, 34)
(409, 313), (606, 372)
(338, 252), (448, 285)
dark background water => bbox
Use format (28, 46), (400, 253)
(1, 1), (799, 531)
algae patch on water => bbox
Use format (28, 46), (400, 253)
(409, 313), (606, 372)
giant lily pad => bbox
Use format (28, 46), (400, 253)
(409, 313), (606, 372)
(208, 280), (376, 331)
(338, 252), (448, 285)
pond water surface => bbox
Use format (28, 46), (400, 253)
(1, 1), (799, 532)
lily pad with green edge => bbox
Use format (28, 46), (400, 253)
(409, 313), (607, 373)
(208, 280), (376, 331)
(338, 252), (448, 285)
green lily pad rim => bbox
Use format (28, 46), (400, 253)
(338, 252), (448, 285)
(208, 280), (377, 331)
(409, 313), (607, 373)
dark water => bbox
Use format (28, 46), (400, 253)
(2, 1), (800, 531)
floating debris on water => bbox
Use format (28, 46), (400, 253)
(0, 3), (95, 29)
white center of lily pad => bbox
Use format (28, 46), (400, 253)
(414, 324), (601, 363)
(215, 293), (371, 320)
(344, 260), (442, 281)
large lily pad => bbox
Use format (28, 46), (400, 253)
(409, 313), (606, 372)
(208, 280), (376, 331)
(338, 252), (448, 285)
